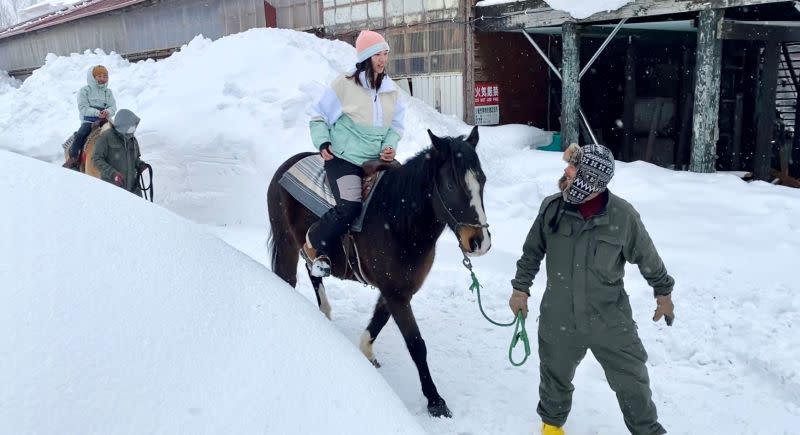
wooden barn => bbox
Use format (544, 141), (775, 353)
(472, 0), (800, 184)
(0, 0), (268, 78)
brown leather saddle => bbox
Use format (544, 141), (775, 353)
(360, 158), (400, 199)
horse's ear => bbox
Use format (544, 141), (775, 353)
(428, 129), (449, 155)
(427, 129), (439, 146)
(465, 125), (479, 149)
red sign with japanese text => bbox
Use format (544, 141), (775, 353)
(474, 82), (500, 125)
(474, 82), (500, 106)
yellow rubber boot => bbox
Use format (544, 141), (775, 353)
(542, 423), (565, 435)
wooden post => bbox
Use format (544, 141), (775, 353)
(464, 0), (475, 125)
(622, 36), (636, 162)
(754, 40), (780, 181)
(676, 40), (694, 169)
(561, 21), (580, 149)
(732, 93), (744, 170)
(793, 91), (800, 178)
(690, 9), (724, 173)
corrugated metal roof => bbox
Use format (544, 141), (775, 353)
(0, 0), (147, 40)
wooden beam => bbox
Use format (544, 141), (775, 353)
(720, 20), (800, 42)
(754, 41), (781, 181)
(561, 21), (580, 149)
(474, 0), (788, 32)
(690, 9), (724, 174)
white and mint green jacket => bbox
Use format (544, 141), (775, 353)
(77, 68), (117, 122)
(309, 71), (406, 166)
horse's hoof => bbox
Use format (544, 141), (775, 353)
(369, 358), (381, 368)
(427, 398), (452, 418)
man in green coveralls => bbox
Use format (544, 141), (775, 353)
(509, 143), (675, 435)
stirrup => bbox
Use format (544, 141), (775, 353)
(300, 247), (331, 278)
(309, 256), (331, 278)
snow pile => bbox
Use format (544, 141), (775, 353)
(0, 149), (426, 435)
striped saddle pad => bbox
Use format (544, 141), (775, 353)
(277, 154), (385, 233)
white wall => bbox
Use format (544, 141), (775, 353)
(407, 73), (463, 120)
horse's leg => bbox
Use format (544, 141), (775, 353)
(306, 267), (331, 319)
(360, 295), (390, 368)
(384, 295), (452, 418)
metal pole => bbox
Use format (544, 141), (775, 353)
(520, 29), (598, 144)
(579, 108), (599, 145)
(520, 30), (561, 80)
(580, 18), (627, 79)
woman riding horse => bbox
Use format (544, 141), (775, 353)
(268, 125), (491, 418)
(302, 30), (407, 278)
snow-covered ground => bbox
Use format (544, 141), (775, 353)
(2, 28), (800, 434)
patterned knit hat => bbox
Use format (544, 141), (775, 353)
(355, 30), (390, 63)
(564, 143), (615, 204)
(92, 65), (108, 77)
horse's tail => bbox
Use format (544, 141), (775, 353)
(266, 176), (282, 273)
(267, 154), (314, 288)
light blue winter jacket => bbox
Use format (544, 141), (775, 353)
(309, 71), (406, 166)
(77, 68), (117, 122)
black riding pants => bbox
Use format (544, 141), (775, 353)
(308, 156), (364, 256)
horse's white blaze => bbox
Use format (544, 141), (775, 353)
(317, 283), (332, 319)
(465, 170), (491, 255)
(359, 330), (375, 361)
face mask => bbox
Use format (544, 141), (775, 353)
(116, 124), (137, 138)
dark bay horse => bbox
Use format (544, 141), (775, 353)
(267, 126), (490, 418)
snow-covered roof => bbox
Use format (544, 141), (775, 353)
(0, 0), (145, 40)
(475, 0), (632, 20)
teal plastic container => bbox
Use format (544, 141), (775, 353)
(537, 132), (561, 152)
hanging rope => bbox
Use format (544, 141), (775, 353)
(462, 255), (530, 366)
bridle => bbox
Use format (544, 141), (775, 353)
(431, 173), (490, 235)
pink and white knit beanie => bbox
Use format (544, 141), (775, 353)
(355, 30), (390, 63)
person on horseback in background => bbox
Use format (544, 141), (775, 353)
(302, 29), (407, 278)
(63, 65), (117, 170)
(91, 109), (149, 197)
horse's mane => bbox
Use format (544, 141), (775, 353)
(375, 148), (436, 234)
(375, 133), (480, 234)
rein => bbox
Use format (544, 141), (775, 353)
(430, 171), (530, 366)
(461, 255), (531, 367)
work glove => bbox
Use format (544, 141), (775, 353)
(653, 294), (675, 326)
(509, 289), (529, 319)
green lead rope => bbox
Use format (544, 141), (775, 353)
(463, 256), (531, 367)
